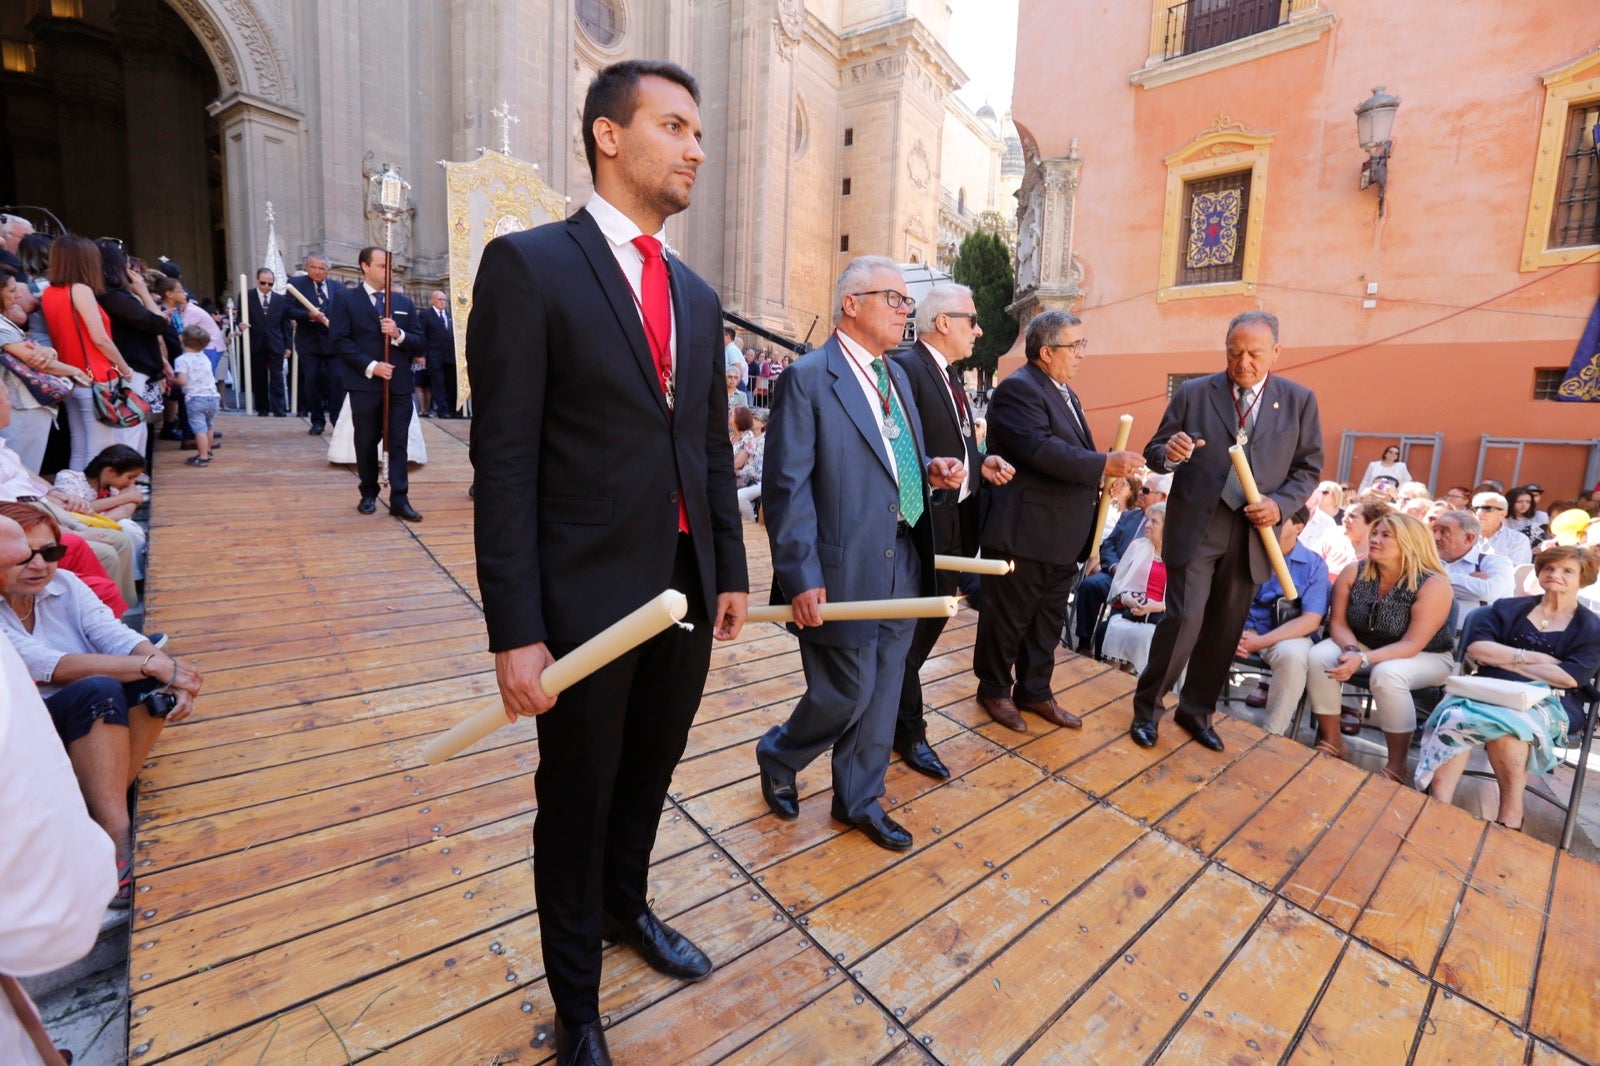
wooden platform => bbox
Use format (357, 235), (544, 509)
(127, 416), (1600, 1064)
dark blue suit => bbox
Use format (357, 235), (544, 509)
(285, 274), (343, 429)
(247, 289), (290, 414)
(330, 284), (423, 503)
(418, 303), (456, 415)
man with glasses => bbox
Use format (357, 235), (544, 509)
(758, 255), (965, 851)
(1471, 491), (1532, 565)
(889, 283), (1016, 778)
(972, 310), (1142, 733)
(246, 269), (290, 417)
(1072, 472), (1170, 653)
(1131, 310), (1323, 752)
(286, 254), (344, 435)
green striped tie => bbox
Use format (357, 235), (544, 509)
(872, 358), (924, 527)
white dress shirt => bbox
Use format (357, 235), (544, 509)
(835, 329), (900, 482)
(922, 342), (972, 501)
(586, 193), (676, 374)
(1484, 524), (1533, 566)
(1443, 546), (1515, 623)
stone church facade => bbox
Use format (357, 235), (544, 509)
(0, 0), (978, 341)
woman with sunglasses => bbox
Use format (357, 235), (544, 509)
(0, 502), (201, 905)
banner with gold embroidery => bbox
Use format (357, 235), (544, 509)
(1557, 295), (1600, 401)
(1186, 188), (1241, 270)
(441, 150), (570, 409)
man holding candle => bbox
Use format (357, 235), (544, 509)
(285, 255), (343, 435)
(889, 283), (1015, 778)
(972, 311), (1144, 732)
(468, 60), (748, 1066)
(756, 256), (965, 851)
(1130, 310), (1323, 752)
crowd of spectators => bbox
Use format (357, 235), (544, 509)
(722, 326), (795, 410)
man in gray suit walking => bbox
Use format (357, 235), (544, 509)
(756, 256), (965, 851)
(1131, 310), (1323, 752)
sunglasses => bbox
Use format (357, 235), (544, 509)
(15, 542), (66, 565)
(1473, 505), (1505, 513)
(942, 312), (979, 323)
(1138, 487), (1156, 495)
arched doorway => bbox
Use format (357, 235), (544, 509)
(0, 0), (303, 304)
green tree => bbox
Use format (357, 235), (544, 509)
(950, 229), (1017, 383)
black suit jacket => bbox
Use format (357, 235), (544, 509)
(1145, 371), (1323, 582)
(285, 275), (337, 356)
(468, 209), (748, 650)
(1099, 506), (1145, 571)
(331, 285), (423, 395)
(419, 305), (455, 365)
(979, 361), (1108, 567)
(891, 342), (981, 581)
(247, 290), (289, 356)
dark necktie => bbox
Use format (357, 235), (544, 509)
(260, 293), (269, 313)
(372, 290), (385, 312)
(315, 282), (326, 306)
(945, 365), (969, 426)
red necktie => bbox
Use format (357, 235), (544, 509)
(631, 235), (689, 534)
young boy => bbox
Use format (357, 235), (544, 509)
(173, 325), (220, 465)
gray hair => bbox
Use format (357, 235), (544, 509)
(833, 255), (901, 325)
(913, 282), (975, 335)
(1226, 309), (1279, 344)
(304, 254), (329, 268)
(1025, 310), (1082, 362)
(1436, 509), (1481, 539)
(1143, 502), (1167, 524)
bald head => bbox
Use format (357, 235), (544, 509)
(0, 515), (27, 566)
(430, 290), (447, 310)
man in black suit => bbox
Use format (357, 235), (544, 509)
(467, 61), (748, 1066)
(419, 289), (457, 417)
(285, 255), (343, 435)
(330, 246), (424, 521)
(973, 311), (1143, 732)
(1131, 309), (1323, 752)
(246, 268), (290, 416)
(889, 283), (1014, 778)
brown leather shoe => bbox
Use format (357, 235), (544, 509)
(977, 694), (1028, 732)
(1015, 697), (1083, 729)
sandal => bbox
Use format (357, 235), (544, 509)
(1494, 820), (1524, 831)
(110, 859), (132, 909)
(1339, 710), (1362, 736)
(1380, 766), (1409, 786)
(1314, 739), (1347, 759)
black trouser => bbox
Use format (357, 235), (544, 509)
(973, 554), (1077, 703)
(250, 348), (288, 414)
(428, 357), (456, 416)
(1074, 570), (1113, 651)
(535, 536), (711, 1027)
(895, 548), (959, 747)
(298, 351), (343, 428)
(349, 386), (411, 501)
(1133, 506), (1257, 726)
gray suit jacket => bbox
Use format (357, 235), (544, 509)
(1146, 371), (1323, 582)
(763, 334), (936, 646)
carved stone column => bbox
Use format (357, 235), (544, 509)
(1007, 137), (1085, 326)
(208, 93), (305, 288)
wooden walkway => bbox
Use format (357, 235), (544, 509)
(127, 416), (1600, 1065)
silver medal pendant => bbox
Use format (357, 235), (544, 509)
(884, 420), (901, 441)
(1236, 430), (1248, 448)
(663, 372), (675, 412)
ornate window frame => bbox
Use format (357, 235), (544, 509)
(1521, 47), (1600, 272)
(1157, 119), (1273, 302)
(574, 0), (628, 59)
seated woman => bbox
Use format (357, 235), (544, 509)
(1416, 546), (1600, 829)
(0, 503), (201, 904)
(1099, 503), (1167, 675)
(48, 443), (148, 578)
(1341, 497), (1391, 563)
(1305, 512), (1456, 783)
(1504, 487), (1546, 546)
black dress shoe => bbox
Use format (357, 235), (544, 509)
(759, 764), (799, 820)
(830, 799), (913, 851)
(1174, 713), (1226, 752)
(357, 496), (377, 515)
(553, 1016), (612, 1066)
(309, 425), (324, 436)
(602, 909), (713, 981)
(390, 501), (424, 522)
(1129, 720), (1159, 748)
(895, 739), (950, 780)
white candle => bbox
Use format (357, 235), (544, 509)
(420, 590), (690, 765)
(1228, 445), (1299, 600)
(1088, 414), (1133, 564)
(746, 595), (960, 624)
(239, 273), (253, 413)
(933, 555), (1014, 576)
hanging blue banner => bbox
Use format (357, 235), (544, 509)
(1557, 294), (1600, 401)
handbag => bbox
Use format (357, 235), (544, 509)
(70, 303), (152, 427)
(0, 349), (73, 405)
(1443, 674), (1550, 712)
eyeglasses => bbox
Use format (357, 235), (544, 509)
(1473, 505), (1505, 513)
(257, 280), (273, 287)
(851, 289), (916, 312)
(942, 312), (979, 323)
(13, 543), (66, 566)
(1138, 487), (1156, 495)
(1046, 339), (1089, 355)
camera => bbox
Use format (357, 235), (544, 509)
(144, 690), (179, 718)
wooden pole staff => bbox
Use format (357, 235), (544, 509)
(1228, 445), (1298, 600)
(1088, 414), (1133, 565)
(746, 596), (959, 625)
(933, 555), (1014, 576)
(421, 590), (690, 765)
(379, 234), (393, 488)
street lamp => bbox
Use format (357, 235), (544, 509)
(1355, 86), (1400, 216)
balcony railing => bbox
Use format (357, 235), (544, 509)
(1161, 0), (1292, 60)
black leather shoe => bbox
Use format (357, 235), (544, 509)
(1129, 720), (1159, 748)
(390, 501), (424, 522)
(357, 496), (377, 515)
(759, 764), (799, 820)
(602, 909), (713, 981)
(830, 799), (914, 851)
(553, 1016), (612, 1066)
(895, 739), (950, 780)
(1174, 713), (1226, 752)
(309, 424), (324, 436)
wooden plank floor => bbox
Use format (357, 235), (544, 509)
(127, 415), (1600, 1065)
